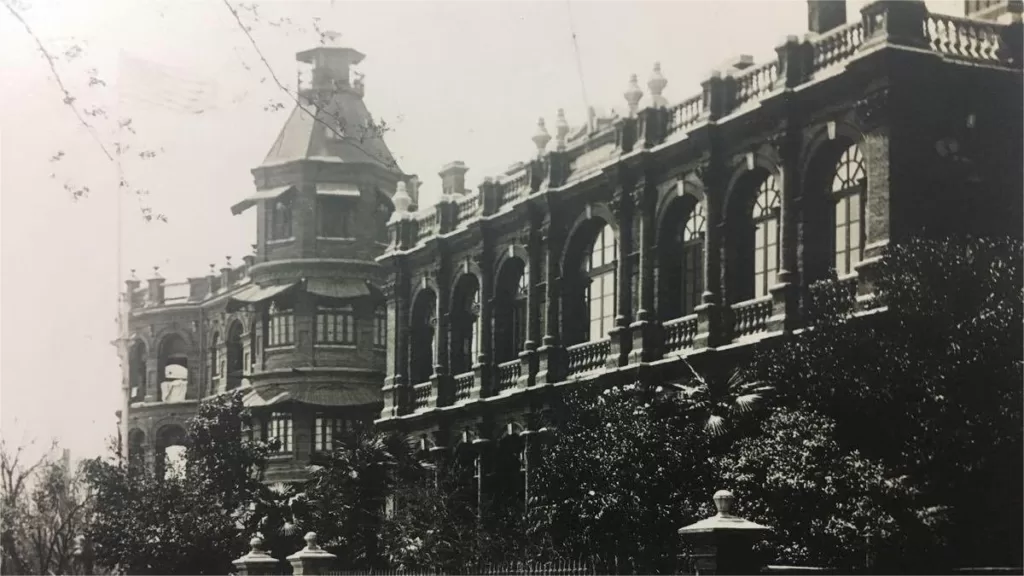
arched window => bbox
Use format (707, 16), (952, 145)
(269, 196), (293, 241)
(682, 202), (706, 314)
(155, 424), (187, 480)
(752, 174), (781, 298)
(129, 341), (147, 402)
(410, 289), (437, 384)
(832, 143), (866, 276)
(451, 276), (481, 375)
(226, 322), (244, 390)
(494, 258), (528, 363)
(587, 224), (617, 341)
(127, 429), (146, 469)
(658, 195), (706, 321)
(157, 335), (189, 402)
(210, 332), (220, 379)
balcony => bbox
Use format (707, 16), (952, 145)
(566, 339), (611, 377)
(496, 360), (521, 394)
(663, 314), (699, 354)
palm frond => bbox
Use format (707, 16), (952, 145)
(704, 415), (726, 436)
(733, 394), (762, 413)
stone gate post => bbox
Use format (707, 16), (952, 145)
(678, 489), (772, 575)
(287, 532), (338, 576)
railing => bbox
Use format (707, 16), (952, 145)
(810, 20), (865, 74)
(926, 13), (1003, 63)
(497, 359), (521, 392)
(453, 372), (475, 402)
(454, 193), (480, 226)
(733, 60), (779, 108)
(566, 338), (610, 376)
(414, 212), (438, 242)
(163, 281), (191, 304)
(666, 94), (703, 137)
(499, 168), (531, 207)
(731, 296), (774, 339)
(412, 382), (432, 411)
(663, 314), (699, 353)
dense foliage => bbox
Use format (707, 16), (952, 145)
(83, 391), (273, 575)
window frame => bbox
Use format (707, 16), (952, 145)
(312, 415), (347, 453)
(831, 144), (867, 277)
(265, 411), (293, 454)
(315, 305), (357, 346)
(681, 201), (706, 316)
(752, 174), (782, 299)
(317, 196), (355, 239)
(586, 224), (617, 342)
(373, 305), (388, 349)
(266, 302), (295, 348)
(268, 195), (294, 242)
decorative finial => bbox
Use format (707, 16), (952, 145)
(555, 109), (570, 151)
(624, 73), (643, 116)
(130, 269), (137, 280)
(648, 62), (668, 109)
(249, 536), (264, 554)
(322, 30), (343, 46)
(209, 264), (216, 275)
(713, 489), (735, 516)
(304, 532), (320, 551)
(251, 244), (258, 254)
(226, 256), (232, 267)
(587, 106), (598, 132)
(392, 181), (412, 214)
(532, 117), (551, 155)
(152, 266), (161, 278)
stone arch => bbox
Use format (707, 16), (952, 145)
(225, 320), (245, 391)
(561, 206), (618, 346)
(449, 273), (481, 375)
(409, 287), (438, 385)
(156, 332), (191, 402)
(657, 186), (706, 321)
(154, 422), (188, 480)
(493, 253), (529, 363)
(801, 122), (867, 286)
(128, 339), (148, 402)
(655, 176), (705, 240)
(724, 166), (782, 304)
(722, 152), (782, 220)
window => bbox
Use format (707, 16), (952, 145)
(753, 175), (781, 298)
(587, 224), (617, 341)
(832, 144), (866, 276)
(317, 196), (354, 238)
(313, 415), (347, 453)
(129, 342), (147, 401)
(316, 305), (356, 345)
(265, 411), (293, 454)
(452, 279), (481, 374)
(374, 306), (387, 348)
(410, 290), (437, 384)
(267, 302), (295, 348)
(682, 202), (706, 315)
(210, 333), (220, 377)
(268, 197), (293, 241)
(512, 266), (528, 354)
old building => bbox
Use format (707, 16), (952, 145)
(117, 42), (406, 482)
(374, 0), (1023, 507)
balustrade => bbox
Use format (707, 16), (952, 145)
(666, 94), (703, 137)
(731, 297), (774, 339)
(663, 314), (699, 354)
(811, 21), (865, 73)
(412, 381), (432, 411)
(566, 339), (610, 376)
(414, 212), (439, 242)
(453, 372), (475, 403)
(733, 61), (779, 107)
(499, 169), (531, 207)
(926, 14), (1003, 62)
(496, 360), (521, 393)
(454, 194), (480, 226)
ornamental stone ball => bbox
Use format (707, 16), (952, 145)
(713, 489), (735, 516)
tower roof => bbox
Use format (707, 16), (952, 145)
(257, 42), (401, 174)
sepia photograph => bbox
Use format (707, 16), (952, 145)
(1, 0), (1021, 574)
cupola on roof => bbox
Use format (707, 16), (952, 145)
(258, 35), (401, 174)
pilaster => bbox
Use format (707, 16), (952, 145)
(693, 156), (727, 349)
(606, 167), (634, 369)
(628, 165), (664, 364)
(536, 218), (564, 385)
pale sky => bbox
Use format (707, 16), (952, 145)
(0, 0), (961, 461)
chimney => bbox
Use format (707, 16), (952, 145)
(407, 175), (421, 210)
(221, 257), (233, 289)
(147, 267), (165, 307)
(439, 162), (469, 196)
(808, 0), (846, 34)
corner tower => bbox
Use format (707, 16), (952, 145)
(228, 37), (404, 481)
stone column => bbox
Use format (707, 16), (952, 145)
(232, 536), (281, 576)
(518, 210), (543, 389)
(287, 532), (337, 576)
(678, 490), (772, 576)
(475, 247), (493, 399)
(536, 220), (564, 385)
(769, 125), (802, 333)
(607, 182), (634, 369)
(473, 435), (492, 518)
(629, 172), (662, 363)
(430, 252), (452, 407)
(144, 356), (159, 403)
(693, 158), (726, 349)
